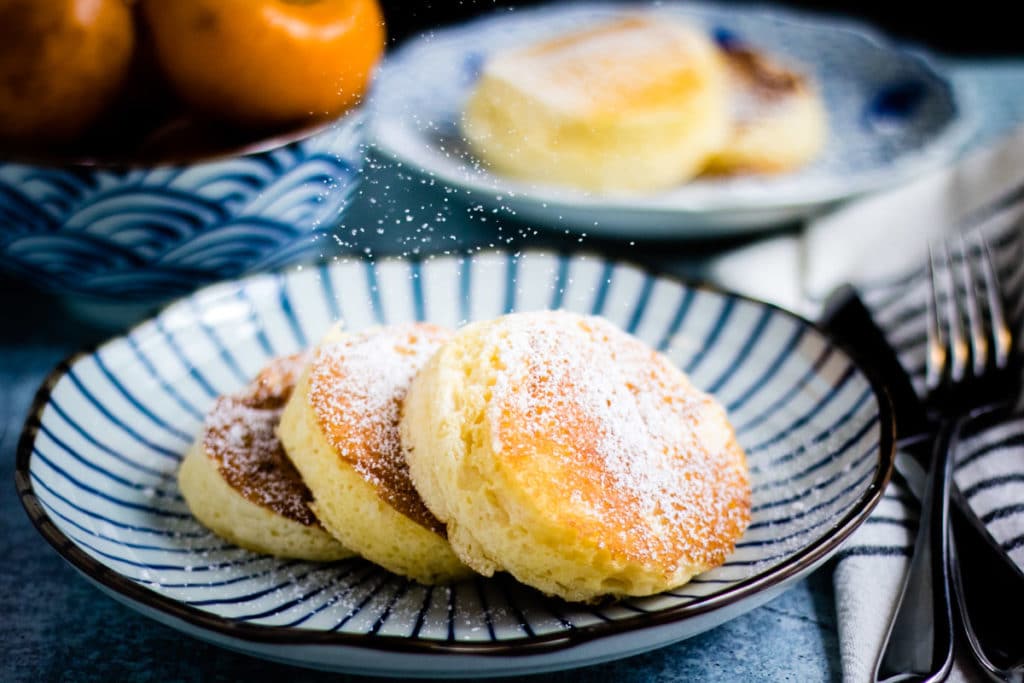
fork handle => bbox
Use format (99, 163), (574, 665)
(874, 417), (959, 683)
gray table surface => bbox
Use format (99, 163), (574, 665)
(3, 60), (1023, 682)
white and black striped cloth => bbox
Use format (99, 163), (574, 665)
(713, 124), (1024, 682)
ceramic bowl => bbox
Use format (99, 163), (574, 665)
(0, 113), (363, 306)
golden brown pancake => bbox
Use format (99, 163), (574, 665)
(178, 354), (352, 560)
(401, 311), (751, 602)
(461, 15), (730, 192)
(277, 324), (471, 584)
(706, 41), (827, 174)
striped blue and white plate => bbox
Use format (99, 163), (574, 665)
(16, 251), (894, 677)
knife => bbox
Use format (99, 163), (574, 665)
(819, 285), (932, 452)
(819, 284), (1024, 677)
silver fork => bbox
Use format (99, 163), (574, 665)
(948, 235), (1024, 683)
(874, 231), (1021, 683)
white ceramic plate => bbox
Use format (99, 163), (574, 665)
(17, 251), (894, 677)
(367, 2), (970, 237)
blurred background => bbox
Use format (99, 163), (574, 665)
(380, 0), (1022, 55)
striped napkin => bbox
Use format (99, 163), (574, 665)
(711, 124), (1024, 682)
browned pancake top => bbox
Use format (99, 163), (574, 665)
(308, 324), (452, 535)
(486, 313), (751, 572)
(722, 43), (805, 99)
(203, 353), (320, 526)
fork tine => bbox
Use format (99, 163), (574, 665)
(940, 243), (968, 383)
(942, 245), (966, 385)
(976, 231), (1013, 369)
(958, 236), (988, 377)
(926, 244), (947, 391)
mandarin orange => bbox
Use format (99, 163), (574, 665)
(0, 0), (135, 146)
(140, 0), (385, 128)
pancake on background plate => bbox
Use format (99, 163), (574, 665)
(462, 15), (730, 193)
(706, 38), (827, 174)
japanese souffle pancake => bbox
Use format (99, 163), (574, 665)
(707, 40), (827, 174)
(278, 323), (472, 585)
(178, 354), (352, 561)
(461, 15), (730, 192)
(400, 311), (751, 602)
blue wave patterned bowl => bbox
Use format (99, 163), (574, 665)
(0, 113), (363, 304)
(15, 250), (895, 677)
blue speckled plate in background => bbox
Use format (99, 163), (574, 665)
(16, 251), (893, 677)
(367, 2), (971, 237)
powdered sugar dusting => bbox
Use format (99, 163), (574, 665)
(488, 312), (750, 571)
(309, 323), (452, 534)
(204, 353), (320, 526)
